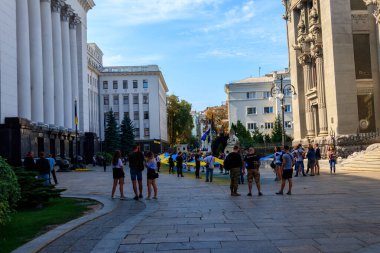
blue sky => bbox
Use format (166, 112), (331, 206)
(87, 0), (288, 111)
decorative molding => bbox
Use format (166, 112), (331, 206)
(61, 4), (74, 21)
(363, 0), (380, 23)
(69, 13), (81, 29)
(78, 0), (95, 12)
(51, 0), (64, 12)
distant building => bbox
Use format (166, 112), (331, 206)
(99, 65), (169, 153)
(225, 70), (294, 137)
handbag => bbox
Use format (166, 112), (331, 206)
(270, 160), (276, 169)
(155, 172), (159, 179)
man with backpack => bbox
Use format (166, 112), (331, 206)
(276, 145), (295, 195)
(128, 145), (145, 200)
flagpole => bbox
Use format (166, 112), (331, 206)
(75, 99), (79, 167)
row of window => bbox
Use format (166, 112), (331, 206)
(110, 111), (150, 121)
(103, 80), (148, 90)
(87, 74), (98, 87)
(247, 105), (291, 115)
(103, 94), (149, 105)
(247, 121), (292, 130)
(246, 89), (292, 99)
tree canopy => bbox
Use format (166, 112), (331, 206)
(120, 114), (135, 155)
(104, 108), (120, 153)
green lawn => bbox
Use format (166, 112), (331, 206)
(0, 197), (99, 253)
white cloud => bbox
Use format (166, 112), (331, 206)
(96, 0), (223, 26)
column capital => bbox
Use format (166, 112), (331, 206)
(51, 0), (64, 12)
(69, 14), (81, 29)
(363, 0), (378, 6)
(61, 4), (73, 21)
(298, 53), (312, 65)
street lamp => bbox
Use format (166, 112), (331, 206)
(270, 73), (297, 146)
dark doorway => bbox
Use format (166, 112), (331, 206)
(69, 140), (74, 159)
(37, 137), (44, 154)
(60, 140), (65, 158)
(50, 139), (56, 157)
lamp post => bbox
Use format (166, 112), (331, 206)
(270, 73), (297, 146)
(74, 99), (79, 167)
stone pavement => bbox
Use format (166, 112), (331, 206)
(33, 164), (380, 253)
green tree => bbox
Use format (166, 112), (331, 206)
(167, 95), (194, 145)
(252, 128), (264, 144)
(120, 114), (135, 156)
(231, 120), (253, 148)
(104, 108), (120, 153)
(188, 135), (200, 151)
(271, 115), (284, 143)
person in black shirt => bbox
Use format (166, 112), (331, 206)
(168, 155), (174, 174)
(128, 145), (145, 200)
(195, 151), (201, 179)
(24, 151), (36, 171)
(224, 146), (243, 196)
(244, 147), (263, 197)
(176, 152), (184, 177)
(35, 152), (51, 186)
(315, 143), (321, 175)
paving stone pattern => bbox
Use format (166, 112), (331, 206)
(41, 165), (380, 253)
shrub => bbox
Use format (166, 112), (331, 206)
(13, 168), (65, 209)
(0, 157), (20, 225)
(96, 152), (113, 165)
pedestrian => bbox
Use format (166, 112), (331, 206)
(145, 152), (158, 200)
(294, 144), (306, 177)
(156, 153), (161, 173)
(307, 144), (316, 176)
(273, 146), (283, 181)
(92, 155), (96, 167)
(195, 151), (201, 179)
(24, 151), (36, 171)
(315, 143), (321, 175)
(204, 152), (215, 182)
(35, 152), (51, 186)
(244, 147), (263, 196)
(176, 152), (184, 177)
(223, 151), (230, 175)
(48, 154), (58, 185)
(219, 152), (225, 174)
(111, 150), (126, 200)
(327, 146), (337, 174)
(276, 145), (294, 195)
(103, 156), (107, 172)
(224, 146), (243, 196)
(169, 154), (174, 174)
(128, 145), (145, 200)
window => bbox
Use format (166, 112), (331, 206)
(285, 104), (292, 112)
(246, 92), (256, 99)
(284, 87), (292, 97)
(123, 95), (129, 105)
(123, 80), (128, 89)
(144, 128), (150, 137)
(113, 80), (118, 89)
(87, 74), (89, 84)
(113, 95), (119, 105)
(103, 81), (108, 89)
(124, 112), (129, 119)
(143, 95), (149, 104)
(143, 80), (148, 89)
(133, 80), (138, 89)
(263, 91), (271, 99)
(353, 34), (372, 79)
(265, 122), (274, 129)
(285, 121), (292, 128)
(247, 107), (257, 115)
(134, 128), (140, 136)
(114, 112), (119, 121)
(350, 0), (367, 10)
(134, 111), (139, 120)
(133, 95), (139, 104)
(103, 95), (109, 105)
(144, 111), (149, 119)
(247, 123), (257, 130)
(264, 106), (273, 114)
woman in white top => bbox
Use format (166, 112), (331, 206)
(273, 146), (283, 181)
(111, 150), (126, 200)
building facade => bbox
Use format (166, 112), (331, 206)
(99, 65), (169, 153)
(284, 0), (380, 151)
(225, 70), (294, 137)
(0, 0), (95, 165)
(87, 43), (103, 136)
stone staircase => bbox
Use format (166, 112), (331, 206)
(340, 144), (380, 169)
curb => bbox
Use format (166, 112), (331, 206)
(12, 194), (119, 253)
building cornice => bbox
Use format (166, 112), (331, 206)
(78, 0), (95, 12)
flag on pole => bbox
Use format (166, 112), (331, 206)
(74, 100), (79, 126)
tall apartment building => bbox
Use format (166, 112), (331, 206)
(99, 65), (169, 153)
(225, 70), (294, 137)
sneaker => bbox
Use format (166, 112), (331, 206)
(153, 196), (158, 200)
(120, 196), (126, 200)
(111, 196), (115, 199)
(139, 194), (143, 199)
(145, 197), (151, 200)
(275, 191), (283, 195)
(258, 192), (263, 196)
(133, 196), (139, 201)
(286, 192), (291, 195)
(247, 192), (252, 197)
(231, 192), (241, 196)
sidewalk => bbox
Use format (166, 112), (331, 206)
(17, 164), (380, 253)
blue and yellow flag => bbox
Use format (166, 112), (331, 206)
(74, 101), (79, 126)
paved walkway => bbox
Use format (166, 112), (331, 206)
(32, 163), (380, 253)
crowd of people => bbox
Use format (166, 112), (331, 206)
(23, 151), (58, 186)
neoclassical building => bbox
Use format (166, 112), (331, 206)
(0, 0), (95, 165)
(284, 0), (380, 151)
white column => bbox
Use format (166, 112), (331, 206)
(139, 93), (144, 139)
(69, 14), (80, 129)
(52, 0), (64, 127)
(16, 0), (31, 119)
(28, 0), (44, 122)
(41, 0), (55, 124)
(61, 5), (73, 128)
